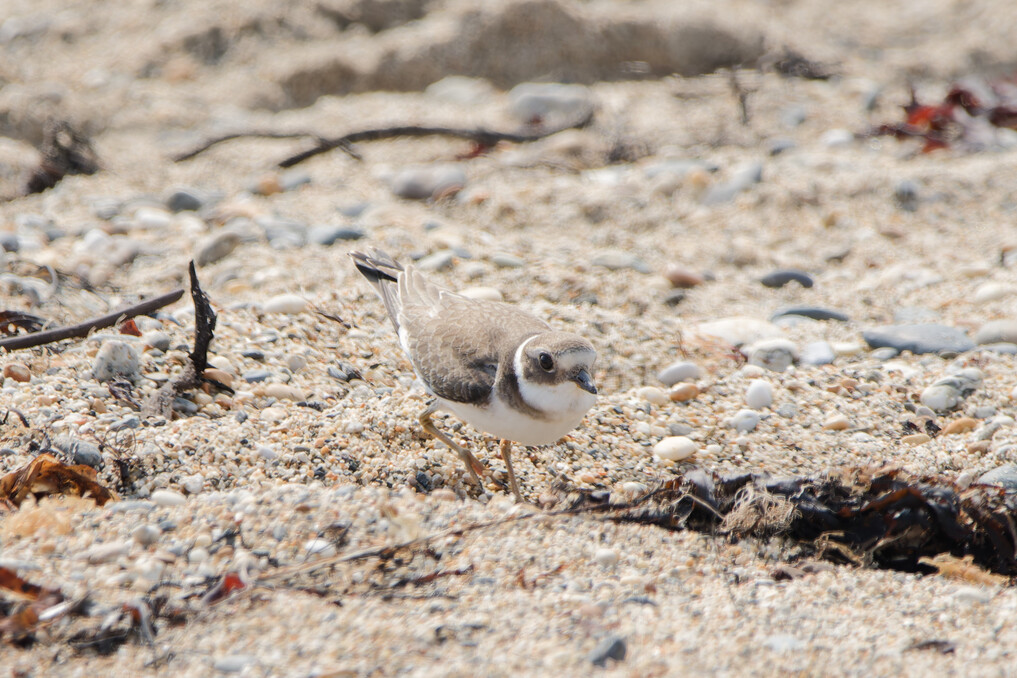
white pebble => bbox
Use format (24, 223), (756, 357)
(257, 445), (279, 461)
(653, 436), (698, 461)
(745, 379), (774, 409)
(92, 340), (141, 382)
(260, 406), (287, 422)
(181, 474), (204, 494)
(188, 547), (210, 564)
(151, 489), (186, 507)
(594, 547), (619, 567)
(304, 539), (337, 557)
(731, 409), (761, 432)
(920, 384), (961, 411)
(657, 361), (702, 386)
(85, 540), (130, 564)
(262, 294), (308, 314)
(459, 286), (503, 302)
(133, 206), (172, 230)
(637, 386), (669, 406)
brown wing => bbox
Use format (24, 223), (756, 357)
(398, 268), (549, 404)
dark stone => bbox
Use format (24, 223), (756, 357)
(862, 324), (974, 355)
(56, 438), (103, 469)
(589, 635), (627, 667)
(166, 189), (203, 212)
(309, 225), (366, 246)
(761, 270), (814, 289)
(771, 306), (848, 322)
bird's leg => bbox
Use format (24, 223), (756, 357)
(419, 401), (486, 489)
(499, 439), (523, 503)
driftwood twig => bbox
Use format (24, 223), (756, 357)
(174, 110), (595, 168)
(0, 289), (184, 352)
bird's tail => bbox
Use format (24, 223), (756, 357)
(349, 249), (404, 331)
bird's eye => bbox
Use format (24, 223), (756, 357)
(538, 352), (554, 372)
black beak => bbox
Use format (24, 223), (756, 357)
(575, 369), (598, 395)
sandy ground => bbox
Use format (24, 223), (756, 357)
(3, 0), (1017, 675)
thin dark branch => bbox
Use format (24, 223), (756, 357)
(172, 132), (338, 162)
(172, 111), (595, 167)
(0, 289), (184, 352)
(277, 112), (593, 168)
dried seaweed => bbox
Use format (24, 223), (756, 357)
(0, 454), (115, 507)
(562, 467), (1017, 577)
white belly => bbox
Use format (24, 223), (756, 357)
(439, 393), (595, 446)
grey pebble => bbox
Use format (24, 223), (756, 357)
(762, 634), (806, 653)
(243, 369), (272, 383)
(893, 307), (940, 324)
(643, 159), (717, 180)
(800, 341), (835, 366)
(91, 198), (121, 220)
(257, 445), (279, 461)
(92, 340), (141, 382)
(390, 164), (466, 200)
(110, 415), (140, 431)
(143, 331), (171, 352)
(280, 171), (312, 191)
(973, 406), (996, 419)
(978, 465), (1017, 490)
(308, 225), (365, 246)
(195, 232), (241, 267)
(0, 233), (19, 252)
(760, 270), (814, 289)
(768, 138), (796, 155)
(166, 188), (204, 212)
(770, 306), (848, 322)
(894, 180), (920, 212)
(974, 319), (1017, 346)
(259, 216), (307, 249)
(863, 324), (974, 355)
(172, 397), (199, 414)
(328, 366), (349, 381)
(508, 82), (593, 123)
(56, 437), (103, 469)
(978, 342), (1017, 354)
(745, 338), (798, 372)
(657, 361), (701, 386)
(338, 202), (370, 218)
(133, 524), (161, 547)
(109, 501), (155, 513)
(591, 250), (650, 273)
(869, 347), (899, 360)
(417, 250), (456, 272)
(731, 409), (761, 432)
(213, 655), (257, 674)
(241, 349), (265, 361)
(588, 635), (626, 667)
(702, 161), (763, 205)
(491, 253), (525, 268)
(775, 403), (797, 419)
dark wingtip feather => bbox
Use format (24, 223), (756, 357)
(349, 250), (399, 283)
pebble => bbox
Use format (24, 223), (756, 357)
(144, 331), (171, 352)
(636, 386), (669, 406)
(669, 383), (699, 402)
(657, 361), (701, 386)
(508, 82), (593, 123)
(973, 282), (1011, 303)
(821, 128), (855, 147)
(770, 306), (848, 322)
(800, 341), (836, 366)
(308, 225), (365, 246)
(760, 269), (814, 289)
(304, 539), (337, 558)
(652, 436), (698, 461)
(416, 250), (456, 272)
(978, 465), (1017, 490)
(593, 548), (619, 567)
(894, 180), (920, 211)
(943, 418), (978, 435)
(92, 340), (141, 381)
(663, 265), (704, 288)
(973, 319), (1017, 346)
(389, 164), (466, 200)
(701, 161), (763, 205)
(181, 474), (204, 494)
(920, 381), (967, 412)
(823, 413), (850, 431)
(257, 445), (279, 461)
(151, 489), (186, 507)
(3, 363), (31, 383)
(692, 317), (784, 347)
(132, 206), (172, 230)
(188, 547), (210, 563)
(491, 253), (525, 268)
(425, 76), (496, 105)
(591, 250), (650, 273)
(85, 540), (130, 564)
(133, 524), (161, 547)
(731, 409), (761, 432)
(745, 380), (774, 409)
(243, 369), (272, 383)
(166, 188), (204, 212)
(762, 634), (806, 653)
(195, 232), (240, 266)
(588, 635), (627, 667)
(745, 338), (797, 372)
(213, 655), (256, 673)
(862, 324), (974, 355)
(901, 433), (931, 446)
(57, 437), (103, 469)
(262, 294), (307, 314)
(203, 368), (234, 388)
